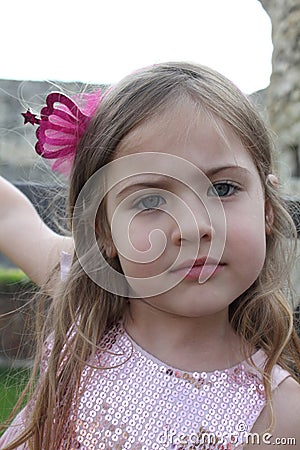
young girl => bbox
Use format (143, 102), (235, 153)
(0, 175), (73, 287)
(1, 62), (300, 450)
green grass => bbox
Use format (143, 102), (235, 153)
(0, 268), (35, 297)
(0, 271), (34, 435)
(0, 268), (30, 286)
(0, 368), (30, 427)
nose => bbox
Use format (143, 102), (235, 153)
(170, 196), (214, 246)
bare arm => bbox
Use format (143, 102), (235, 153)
(0, 176), (73, 286)
(245, 376), (300, 449)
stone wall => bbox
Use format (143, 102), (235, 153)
(258, 0), (300, 196)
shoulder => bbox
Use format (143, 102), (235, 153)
(244, 376), (300, 450)
(271, 376), (300, 434)
(273, 377), (300, 414)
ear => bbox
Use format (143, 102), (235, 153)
(266, 174), (279, 189)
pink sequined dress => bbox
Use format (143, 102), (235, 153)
(0, 322), (290, 450)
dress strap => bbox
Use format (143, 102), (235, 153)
(250, 349), (291, 390)
(271, 364), (291, 390)
(60, 250), (72, 281)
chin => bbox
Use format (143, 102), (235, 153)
(161, 298), (232, 319)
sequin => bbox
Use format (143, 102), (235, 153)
(3, 323), (277, 449)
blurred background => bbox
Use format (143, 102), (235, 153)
(0, 0), (300, 424)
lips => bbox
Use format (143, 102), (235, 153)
(171, 257), (225, 281)
(172, 257), (219, 271)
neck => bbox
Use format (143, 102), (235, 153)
(124, 299), (244, 373)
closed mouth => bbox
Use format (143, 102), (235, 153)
(171, 257), (224, 272)
(170, 257), (225, 282)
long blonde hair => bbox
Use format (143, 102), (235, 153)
(2, 62), (300, 449)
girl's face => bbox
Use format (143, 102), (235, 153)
(105, 102), (268, 318)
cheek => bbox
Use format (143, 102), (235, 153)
(226, 205), (267, 267)
(113, 217), (170, 269)
(128, 222), (153, 252)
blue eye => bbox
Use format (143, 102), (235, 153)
(208, 182), (239, 197)
(135, 195), (165, 211)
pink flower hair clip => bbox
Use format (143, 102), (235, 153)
(22, 90), (103, 175)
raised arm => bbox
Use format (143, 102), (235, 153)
(0, 176), (73, 286)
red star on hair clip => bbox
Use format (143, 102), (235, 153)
(21, 110), (40, 125)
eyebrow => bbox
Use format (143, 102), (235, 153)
(115, 165), (252, 199)
(115, 176), (173, 199)
(205, 165), (252, 177)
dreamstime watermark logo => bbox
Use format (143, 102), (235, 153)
(157, 421), (297, 448)
(72, 152), (227, 297)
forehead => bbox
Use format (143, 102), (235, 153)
(115, 101), (258, 176)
